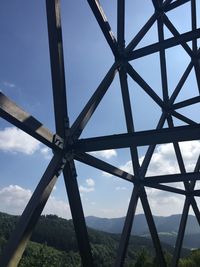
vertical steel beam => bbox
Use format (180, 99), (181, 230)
(118, 66), (166, 266)
(191, 0), (197, 52)
(63, 161), (93, 267)
(46, 1), (93, 266)
(119, 67), (140, 175)
(117, 0), (125, 51)
(0, 153), (64, 267)
(140, 189), (167, 267)
(192, 0), (200, 95)
(170, 199), (190, 267)
(157, 12), (169, 102)
(167, 116), (200, 266)
(46, 0), (69, 138)
(114, 186), (140, 267)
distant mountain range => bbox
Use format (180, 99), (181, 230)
(86, 214), (200, 249)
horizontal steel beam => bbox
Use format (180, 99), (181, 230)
(145, 184), (186, 195)
(127, 28), (200, 61)
(193, 190), (200, 197)
(144, 172), (200, 185)
(72, 124), (200, 152)
(0, 93), (61, 150)
(173, 96), (200, 110)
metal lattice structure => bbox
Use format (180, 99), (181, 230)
(0, 0), (200, 266)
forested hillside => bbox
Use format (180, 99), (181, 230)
(0, 212), (199, 267)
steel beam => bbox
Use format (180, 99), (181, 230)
(144, 172), (200, 185)
(167, 116), (200, 267)
(162, 14), (194, 58)
(173, 96), (200, 110)
(139, 114), (166, 178)
(145, 184), (186, 195)
(191, 0), (198, 52)
(0, 153), (64, 267)
(63, 161), (93, 267)
(126, 12), (158, 52)
(0, 92), (60, 150)
(119, 67), (140, 175)
(73, 124), (200, 152)
(162, 0), (173, 8)
(164, 0), (191, 12)
(140, 190), (166, 267)
(171, 110), (197, 125)
(47, 1), (94, 266)
(169, 61), (193, 104)
(70, 63), (118, 139)
(87, 0), (118, 57)
(152, 0), (160, 10)
(127, 64), (165, 109)
(114, 186), (140, 267)
(74, 152), (133, 182)
(127, 28), (200, 61)
(117, 0), (125, 50)
(46, 0), (69, 138)
(170, 198), (190, 267)
(1, 0), (200, 266)
(157, 13), (169, 102)
(119, 63), (166, 266)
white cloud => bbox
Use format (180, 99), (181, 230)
(119, 141), (200, 177)
(144, 141), (200, 176)
(79, 185), (94, 193)
(86, 178), (95, 187)
(79, 178), (95, 193)
(120, 141), (200, 216)
(0, 185), (32, 215)
(89, 149), (117, 159)
(0, 127), (40, 155)
(0, 127), (53, 160)
(0, 185), (71, 219)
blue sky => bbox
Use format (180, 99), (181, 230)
(0, 0), (200, 219)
